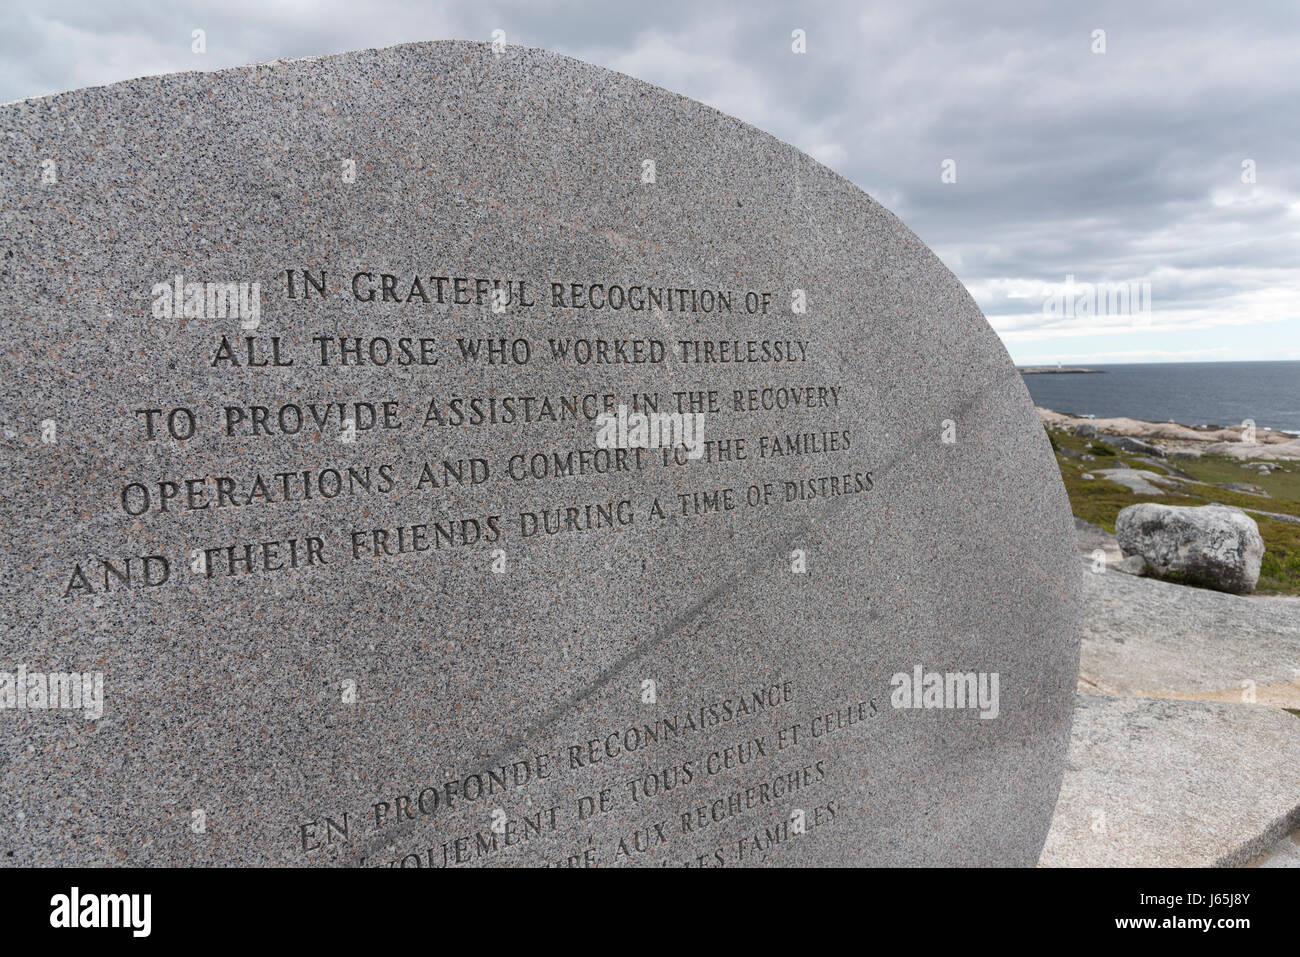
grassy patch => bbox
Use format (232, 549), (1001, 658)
(1256, 516), (1300, 595)
(1173, 454), (1300, 501)
(1059, 468), (1202, 532)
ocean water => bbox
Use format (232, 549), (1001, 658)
(1020, 361), (1300, 434)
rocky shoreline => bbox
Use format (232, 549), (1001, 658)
(1038, 407), (1300, 459)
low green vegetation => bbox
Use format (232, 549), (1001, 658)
(1046, 425), (1300, 595)
(1256, 517), (1300, 594)
(1174, 455), (1300, 501)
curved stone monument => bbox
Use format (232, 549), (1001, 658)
(0, 41), (1080, 867)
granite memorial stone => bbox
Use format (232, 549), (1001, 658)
(0, 41), (1080, 867)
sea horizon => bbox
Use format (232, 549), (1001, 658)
(1018, 359), (1300, 434)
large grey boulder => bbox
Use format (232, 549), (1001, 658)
(1115, 504), (1265, 594)
(1073, 423), (1099, 438)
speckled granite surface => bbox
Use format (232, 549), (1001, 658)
(0, 41), (1079, 866)
(1041, 694), (1300, 867)
(1078, 562), (1300, 708)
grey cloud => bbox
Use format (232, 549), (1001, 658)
(2, 0), (1296, 354)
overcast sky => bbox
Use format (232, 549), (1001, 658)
(3, 0), (1297, 364)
